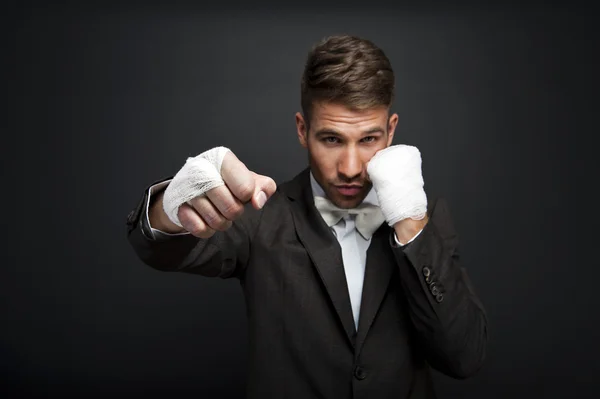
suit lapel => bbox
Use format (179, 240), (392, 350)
(354, 224), (395, 356)
(281, 168), (357, 347)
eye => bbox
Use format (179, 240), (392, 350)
(322, 136), (340, 144)
(361, 136), (377, 143)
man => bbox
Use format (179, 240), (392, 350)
(126, 34), (487, 398)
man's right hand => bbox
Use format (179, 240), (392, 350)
(150, 151), (277, 238)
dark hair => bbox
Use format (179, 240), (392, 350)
(300, 34), (395, 127)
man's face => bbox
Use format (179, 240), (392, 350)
(295, 101), (398, 209)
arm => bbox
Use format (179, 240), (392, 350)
(390, 197), (488, 379)
(126, 177), (263, 279)
(126, 148), (276, 278)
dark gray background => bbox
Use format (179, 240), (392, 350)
(4, 2), (599, 398)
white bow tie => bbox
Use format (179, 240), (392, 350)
(313, 196), (386, 240)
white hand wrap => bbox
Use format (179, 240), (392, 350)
(162, 146), (231, 227)
(367, 144), (427, 226)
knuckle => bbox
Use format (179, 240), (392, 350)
(178, 207), (195, 227)
(236, 182), (255, 201)
(202, 210), (220, 228)
(178, 202), (217, 238)
(176, 206), (187, 222)
(189, 225), (207, 237)
(182, 220), (206, 237)
(201, 209), (229, 231)
(266, 178), (277, 194)
(257, 175), (276, 193)
(223, 201), (244, 219)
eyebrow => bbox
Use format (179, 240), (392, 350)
(314, 127), (385, 137)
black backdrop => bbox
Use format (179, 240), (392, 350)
(4, 2), (599, 398)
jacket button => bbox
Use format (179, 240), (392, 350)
(354, 366), (367, 380)
(422, 266), (431, 277)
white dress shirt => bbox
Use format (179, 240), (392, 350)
(145, 174), (423, 328)
(309, 173), (421, 329)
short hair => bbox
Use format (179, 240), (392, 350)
(300, 34), (395, 127)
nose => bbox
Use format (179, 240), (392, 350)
(338, 146), (363, 181)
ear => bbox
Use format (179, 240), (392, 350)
(295, 112), (308, 148)
(387, 112), (398, 146)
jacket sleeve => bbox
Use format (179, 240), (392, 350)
(125, 177), (263, 279)
(390, 197), (488, 379)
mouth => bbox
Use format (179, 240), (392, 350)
(335, 185), (363, 197)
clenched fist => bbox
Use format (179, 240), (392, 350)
(151, 147), (277, 238)
(366, 144), (427, 227)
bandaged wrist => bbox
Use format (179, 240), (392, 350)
(367, 145), (427, 226)
(162, 146), (231, 227)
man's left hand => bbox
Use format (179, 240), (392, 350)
(367, 144), (428, 243)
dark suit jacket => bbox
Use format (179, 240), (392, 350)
(126, 167), (488, 399)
